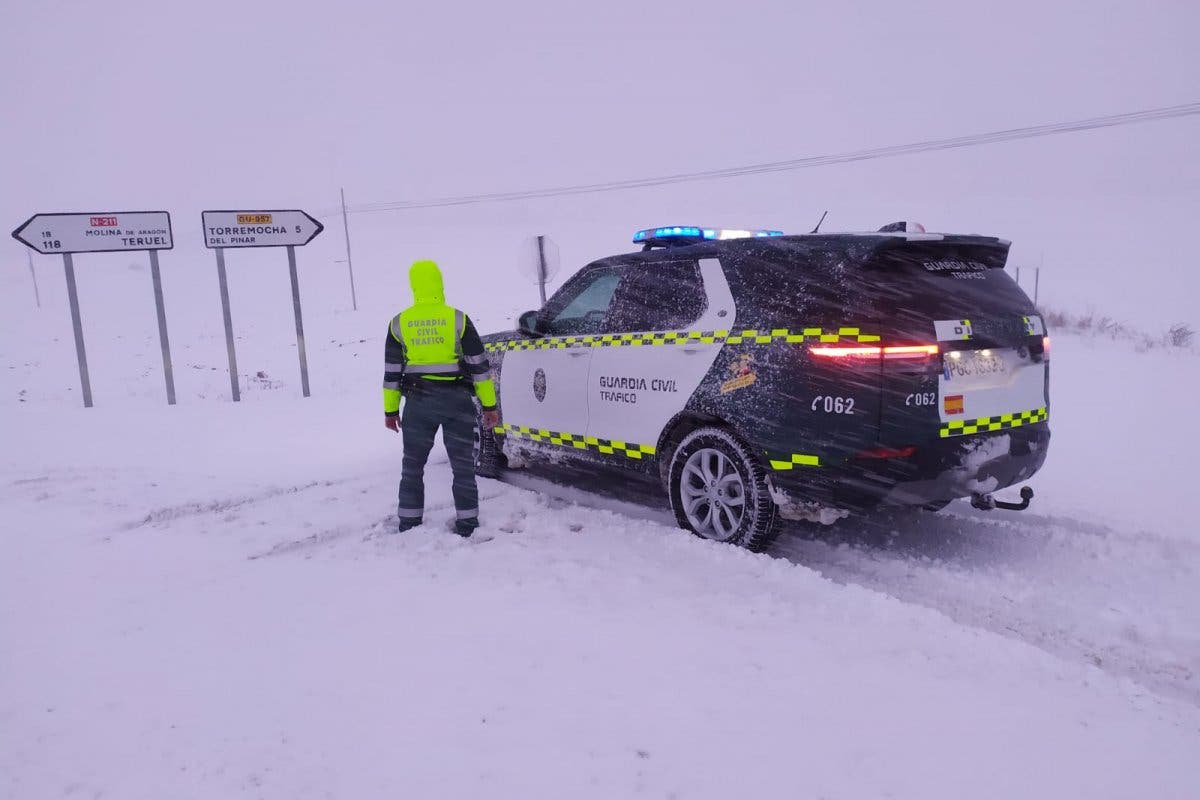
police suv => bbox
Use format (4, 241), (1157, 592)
(480, 223), (1050, 551)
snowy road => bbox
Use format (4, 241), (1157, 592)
(3, 267), (1198, 798)
(4, 457), (1200, 799)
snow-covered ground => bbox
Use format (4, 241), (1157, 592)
(2, 252), (1199, 799)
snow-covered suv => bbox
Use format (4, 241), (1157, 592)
(479, 224), (1050, 550)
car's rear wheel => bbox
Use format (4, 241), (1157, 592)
(668, 427), (779, 551)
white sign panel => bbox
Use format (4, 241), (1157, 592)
(11, 212), (173, 255)
(202, 210), (324, 249)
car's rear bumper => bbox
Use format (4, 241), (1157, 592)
(769, 423), (1050, 513)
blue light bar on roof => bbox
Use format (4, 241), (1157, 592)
(633, 226), (784, 244)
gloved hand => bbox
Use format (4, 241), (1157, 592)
(482, 409), (501, 431)
(385, 416), (400, 433)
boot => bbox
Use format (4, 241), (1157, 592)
(396, 518), (422, 534)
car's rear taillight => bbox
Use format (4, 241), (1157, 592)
(809, 345), (881, 359)
(810, 344), (939, 361)
(882, 344), (940, 360)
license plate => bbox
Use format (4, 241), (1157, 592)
(944, 349), (1010, 381)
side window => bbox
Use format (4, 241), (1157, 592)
(606, 261), (707, 333)
(543, 267), (624, 335)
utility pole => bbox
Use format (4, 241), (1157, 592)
(340, 187), (358, 311)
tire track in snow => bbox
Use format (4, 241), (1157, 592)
(245, 487), (514, 561)
(120, 458), (452, 531)
(769, 507), (1200, 707)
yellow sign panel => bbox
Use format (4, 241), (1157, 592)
(237, 213), (273, 225)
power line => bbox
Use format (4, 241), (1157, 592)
(323, 102), (1200, 217)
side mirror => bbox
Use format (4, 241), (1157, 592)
(518, 310), (543, 337)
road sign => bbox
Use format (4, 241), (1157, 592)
(201, 210), (323, 249)
(11, 211), (173, 255)
(519, 234), (560, 305)
(10, 210), (177, 408)
(201, 208), (324, 401)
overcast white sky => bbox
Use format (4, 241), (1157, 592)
(2, 0), (1198, 326)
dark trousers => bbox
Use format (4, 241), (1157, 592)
(397, 381), (480, 524)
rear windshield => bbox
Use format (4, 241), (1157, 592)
(721, 237), (1034, 335)
(861, 239), (1034, 321)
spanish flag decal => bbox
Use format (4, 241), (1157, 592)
(944, 394), (965, 415)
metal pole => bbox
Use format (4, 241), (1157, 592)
(1015, 266), (1021, 286)
(214, 247), (240, 402)
(148, 250), (176, 405)
(1036, 252), (1043, 306)
(536, 234), (548, 306)
(27, 249), (41, 309)
(340, 187), (358, 311)
(287, 245), (311, 398)
(63, 253), (93, 408)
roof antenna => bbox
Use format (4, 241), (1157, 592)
(810, 210), (828, 234)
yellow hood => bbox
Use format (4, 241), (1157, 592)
(409, 260), (445, 305)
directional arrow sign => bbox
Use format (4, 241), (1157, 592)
(201, 209), (324, 249)
(12, 211), (173, 255)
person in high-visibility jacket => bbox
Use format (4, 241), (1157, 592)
(383, 260), (500, 536)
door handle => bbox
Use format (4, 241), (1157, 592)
(567, 350), (588, 358)
(682, 346), (706, 354)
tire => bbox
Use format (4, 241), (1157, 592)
(667, 426), (780, 551)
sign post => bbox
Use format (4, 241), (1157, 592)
(26, 249), (41, 309)
(11, 211), (175, 408)
(535, 235), (549, 305)
(62, 253), (92, 407)
(148, 249), (176, 405)
(519, 234), (560, 307)
(213, 246), (240, 402)
(201, 210), (324, 399)
(286, 245), (310, 397)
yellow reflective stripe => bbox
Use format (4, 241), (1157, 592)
(484, 326), (886, 352)
(497, 424), (655, 459)
(939, 407), (1048, 438)
(769, 453), (822, 470)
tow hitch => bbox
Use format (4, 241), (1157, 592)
(971, 486), (1034, 512)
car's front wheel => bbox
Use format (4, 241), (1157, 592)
(667, 427), (779, 551)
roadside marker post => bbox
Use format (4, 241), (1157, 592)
(10, 211), (176, 407)
(339, 188), (357, 311)
(201, 210), (324, 400)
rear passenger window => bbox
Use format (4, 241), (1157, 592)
(606, 261), (706, 332)
(721, 242), (869, 328)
